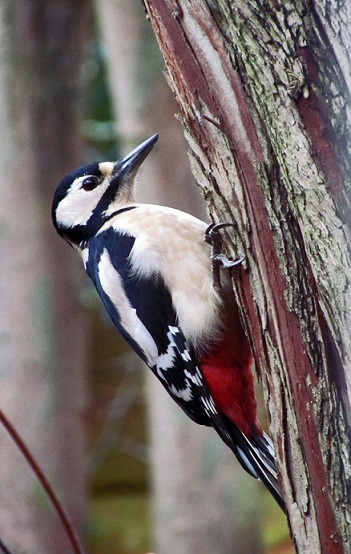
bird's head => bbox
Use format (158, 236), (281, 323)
(52, 134), (158, 248)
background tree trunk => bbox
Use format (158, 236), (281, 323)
(0, 2), (91, 552)
(142, 1), (351, 552)
(95, 1), (263, 552)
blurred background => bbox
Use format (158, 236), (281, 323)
(0, 1), (291, 553)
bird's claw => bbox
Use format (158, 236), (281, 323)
(204, 222), (245, 270)
(212, 252), (246, 269)
(204, 222), (235, 240)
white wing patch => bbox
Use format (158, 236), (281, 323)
(170, 383), (193, 402)
(156, 326), (193, 402)
(156, 327), (180, 379)
(97, 248), (158, 365)
(184, 368), (202, 387)
(201, 396), (217, 415)
(156, 347), (176, 377)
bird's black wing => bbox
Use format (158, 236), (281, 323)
(85, 227), (224, 427)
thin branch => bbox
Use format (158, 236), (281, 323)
(0, 409), (86, 554)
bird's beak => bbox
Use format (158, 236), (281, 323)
(113, 134), (159, 179)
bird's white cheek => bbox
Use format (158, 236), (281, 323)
(56, 188), (103, 228)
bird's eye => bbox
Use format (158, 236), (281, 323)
(81, 176), (99, 191)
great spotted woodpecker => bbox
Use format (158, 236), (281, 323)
(52, 134), (285, 511)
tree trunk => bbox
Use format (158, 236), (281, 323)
(0, 1), (90, 552)
(142, 1), (351, 552)
(96, 1), (263, 552)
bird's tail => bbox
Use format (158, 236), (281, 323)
(224, 418), (285, 512)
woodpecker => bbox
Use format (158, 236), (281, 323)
(52, 134), (285, 511)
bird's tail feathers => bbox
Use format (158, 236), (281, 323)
(224, 419), (285, 512)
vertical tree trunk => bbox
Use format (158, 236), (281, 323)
(96, 1), (263, 552)
(143, 1), (351, 552)
(0, 1), (90, 552)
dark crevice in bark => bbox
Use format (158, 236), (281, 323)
(317, 302), (351, 431)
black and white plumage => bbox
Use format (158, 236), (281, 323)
(52, 135), (285, 511)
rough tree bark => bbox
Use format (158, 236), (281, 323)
(0, 1), (90, 552)
(142, 1), (351, 553)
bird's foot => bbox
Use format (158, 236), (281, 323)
(204, 222), (245, 270)
(204, 222), (245, 290)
